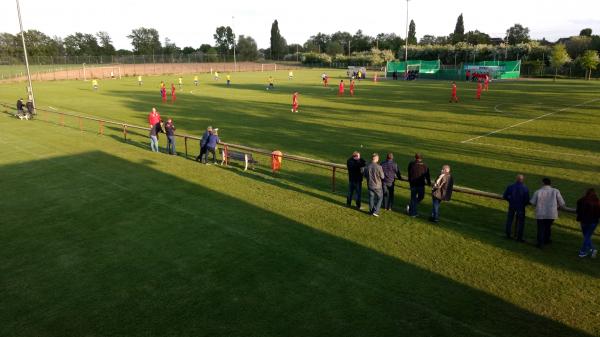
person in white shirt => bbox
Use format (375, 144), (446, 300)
(530, 178), (566, 248)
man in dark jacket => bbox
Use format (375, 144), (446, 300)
(203, 129), (220, 164)
(364, 153), (385, 217)
(430, 165), (453, 223)
(503, 174), (530, 242)
(196, 126), (212, 161)
(407, 153), (431, 217)
(16, 98), (24, 116)
(346, 151), (366, 209)
(165, 119), (176, 155)
(381, 153), (402, 211)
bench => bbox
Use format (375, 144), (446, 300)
(219, 148), (257, 171)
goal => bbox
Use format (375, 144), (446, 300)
(261, 63), (277, 72)
(83, 65), (122, 81)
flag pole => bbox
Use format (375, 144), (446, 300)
(16, 0), (36, 115)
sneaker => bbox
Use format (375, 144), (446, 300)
(591, 249), (598, 259)
(406, 205), (410, 215)
(372, 213), (379, 217)
(579, 251), (588, 258)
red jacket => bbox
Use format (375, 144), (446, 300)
(148, 112), (161, 126)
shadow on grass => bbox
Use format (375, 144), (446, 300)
(0, 151), (593, 337)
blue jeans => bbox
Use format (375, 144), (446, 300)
(506, 207), (526, 239)
(431, 197), (441, 221)
(167, 135), (176, 155)
(382, 184), (395, 210)
(347, 180), (362, 208)
(409, 185), (425, 216)
(368, 188), (383, 215)
(150, 135), (159, 152)
(580, 222), (598, 254)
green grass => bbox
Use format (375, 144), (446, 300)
(0, 70), (599, 336)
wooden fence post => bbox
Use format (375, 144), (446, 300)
(99, 121), (104, 135)
(184, 137), (188, 158)
(79, 117), (82, 131)
(332, 166), (336, 192)
(123, 125), (127, 141)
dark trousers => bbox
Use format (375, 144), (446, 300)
(203, 147), (216, 163)
(536, 219), (554, 247)
(382, 184), (395, 210)
(505, 207), (526, 239)
(196, 145), (207, 161)
(347, 180), (362, 208)
(167, 135), (176, 155)
(368, 188), (383, 215)
(408, 185), (425, 216)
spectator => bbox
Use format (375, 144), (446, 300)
(529, 178), (566, 248)
(203, 128), (220, 164)
(502, 174), (530, 242)
(148, 107), (161, 128)
(381, 153), (402, 211)
(430, 165), (454, 223)
(16, 98), (24, 115)
(196, 126), (213, 162)
(149, 121), (162, 153)
(165, 118), (176, 155)
(26, 100), (34, 115)
(576, 188), (600, 258)
(407, 153), (431, 217)
(346, 151), (366, 209)
(363, 153), (385, 217)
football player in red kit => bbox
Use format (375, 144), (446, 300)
(161, 86), (167, 103)
(338, 80), (345, 96)
(291, 92), (299, 113)
(350, 79), (355, 96)
(476, 81), (483, 100)
(171, 83), (176, 103)
(450, 82), (459, 103)
(484, 74), (490, 92)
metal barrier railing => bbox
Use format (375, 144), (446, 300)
(0, 102), (577, 214)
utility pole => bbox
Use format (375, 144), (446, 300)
(405, 0), (410, 75)
(232, 16), (237, 72)
(16, 0), (36, 114)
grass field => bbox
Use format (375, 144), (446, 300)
(1, 70), (599, 336)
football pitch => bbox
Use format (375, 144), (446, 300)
(0, 69), (599, 336)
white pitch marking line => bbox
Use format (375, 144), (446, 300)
(467, 141), (600, 160)
(493, 104), (504, 113)
(461, 98), (600, 144)
(48, 106), (58, 111)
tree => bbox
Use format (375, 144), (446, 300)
(213, 26), (234, 55)
(580, 28), (592, 37)
(237, 35), (258, 61)
(96, 31), (115, 55)
(407, 20), (417, 45)
(127, 27), (161, 55)
(0, 33), (19, 57)
(351, 29), (372, 52)
(21, 30), (62, 56)
(465, 30), (491, 45)
(565, 36), (591, 59)
(451, 14), (465, 44)
(304, 33), (330, 53)
(550, 43), (571, 81)
(419, 35), (436, 45)
(270, 20), (287, 59)
(579, 50), (600, 80)
(506, 24), (530, 45)
(64, 32), (100, 56)
(287, 43), (303, 55)
(198, 44), (212, 53)
(182, 47), (196, 55)
(325, 41), (343, 55)
(163, 37), (180, 55)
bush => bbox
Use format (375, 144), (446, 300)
(301, 52), (332, 65)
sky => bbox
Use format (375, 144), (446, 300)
(3, 0), (600, 50)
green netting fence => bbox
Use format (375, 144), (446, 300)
(386, 60), (521, 80)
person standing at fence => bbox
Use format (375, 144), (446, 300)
(26, 99), (34, 117)
(291, 92), (299, 113)
(165, 118), (176, 155)
(346, 151), (366, 209)
(338, 80), (345, 96)
(449, 82), (458, 103)
(196, 126), (213, 162)
(203, 129), (220, 164)
(16, 98), (24, 115)
(363, 153), (385, 217)
(171, 83), (176, 103)
(138, 75), (143, 86)
(149, 121), (162, 153)
(194, 75), (199, 86)
(503, 174), (530, 242)
(148, 107), (161, 129)
(430, 165), (454, 223)
(381, 153), (402, 211)
(407, 153), (431, 217)
(576, 188), (600, 258)
(529, 178), (566, 249)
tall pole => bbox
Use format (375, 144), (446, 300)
(16, 0), (36, 114)
(404, 0), (410, 75)
(232, 16), (237, 72)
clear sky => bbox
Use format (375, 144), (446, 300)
(3, 0), (600, 50)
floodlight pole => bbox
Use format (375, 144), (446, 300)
(232, 16), (237, 72)
(404, 0), (410, 75)
(16, 0), (36, 114)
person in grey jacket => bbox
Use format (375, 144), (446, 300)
(430, 165), (454, 223)
(363, 153), (385, 217)
(530, 178), (566, 248)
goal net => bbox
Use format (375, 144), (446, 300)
(83, 66), (122, 81)
(261, 63), (277, 72)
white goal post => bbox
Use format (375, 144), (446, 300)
(261, 63), (277, 72)
(82, 64), (122, 81)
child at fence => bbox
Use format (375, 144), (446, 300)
(449, 82), (458, 103)
(291, 92), (299, 113)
